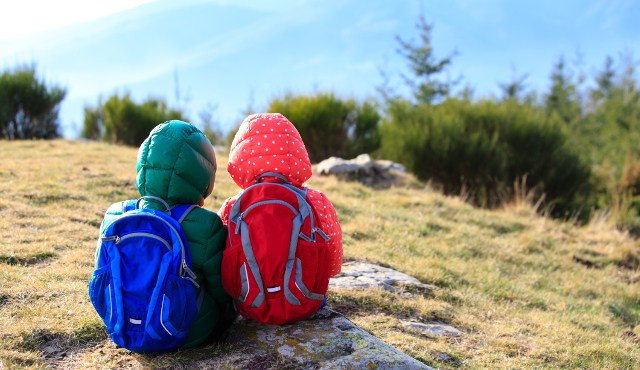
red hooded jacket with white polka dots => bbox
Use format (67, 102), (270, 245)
(218, 113), (343, 277)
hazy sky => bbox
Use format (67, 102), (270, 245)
(1, 0), (638, 137)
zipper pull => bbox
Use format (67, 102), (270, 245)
(101, 235), (120, 244)
(234, 214), (244, 235)
(182, 260), (197, 279)
(315, 227), (331, 241)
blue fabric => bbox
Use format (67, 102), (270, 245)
(88, 205), (198, 353)
(320, 296), (328, 309)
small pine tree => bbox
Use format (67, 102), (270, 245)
(396, 16), (456, 104)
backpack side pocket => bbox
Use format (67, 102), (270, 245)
(157, 275), (197, 338)
(221, 246), (243, 299)
(295, 239), (330, 300)
(88, 265), (115, 328)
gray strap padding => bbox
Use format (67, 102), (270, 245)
(136, 196), (170, 212)
(295, 257), (325, 300)
(256, 172), (290, 184)
(240, 219), (265, 308)
(196, 286), (206, 311)
(176, 204), (198, 223)
(283, 213), (304, 306)
(239, 263), (249, 303)
(229, 182), (316, 241)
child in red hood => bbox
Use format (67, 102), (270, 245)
(219, 113), (342, 311)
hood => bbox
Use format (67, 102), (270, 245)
(228, 113), (312, 189)
(136, 120), (216, 206)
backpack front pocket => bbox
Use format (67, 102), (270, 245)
(88, 265), (115, 328)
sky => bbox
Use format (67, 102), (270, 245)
(0, 0), (638, 137)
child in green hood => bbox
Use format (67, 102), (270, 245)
(100, 120), (233, 348)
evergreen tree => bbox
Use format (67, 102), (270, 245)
(499, 73), (528, 101)
(545, 57), (580, 125)
(396, 16), (456, 104)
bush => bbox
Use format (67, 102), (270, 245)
(0, 65), (66, 139)
(381, 98), (592, 216)
(266, 92), (380, 162)
(82, 93), (185, 146)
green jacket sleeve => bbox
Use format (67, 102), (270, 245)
(180, 207), (231, 305)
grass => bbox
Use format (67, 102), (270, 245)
(1, 140), (639, 368)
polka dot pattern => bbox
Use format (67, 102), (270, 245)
(228, 113), (312, 189)
(306, 188), (343, 277)
(221, 113), (343, 277)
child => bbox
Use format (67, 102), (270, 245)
(100, 120), (232, 348)
(218, 113), (342, 324)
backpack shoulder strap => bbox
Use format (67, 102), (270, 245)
(256, 172), (290, 184)
(122, 199), (138, 213)
(170, 204), (199, 224)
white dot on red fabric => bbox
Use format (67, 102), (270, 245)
(266, 161), (270, 164)
(280, 147), (283, 150)
(257, 142), (261, 146)
(266, 148), (269, 151)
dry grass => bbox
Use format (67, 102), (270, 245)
(1, 140), (639, 368)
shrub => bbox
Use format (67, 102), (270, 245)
(82, 93), (185, 146)
(381, 98), (592, 216)
(266, 92), (380, 162)
(0, 65), (66, 139)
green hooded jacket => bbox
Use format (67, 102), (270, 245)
(100, 120), (230, 348)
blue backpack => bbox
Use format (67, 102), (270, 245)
(89, 196), (200, 353)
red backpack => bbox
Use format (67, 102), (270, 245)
(221, 172), (332, 324)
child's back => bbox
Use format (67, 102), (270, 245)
(101, 121), (231, 348)
(219, 113), (342, 324)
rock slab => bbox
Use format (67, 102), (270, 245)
(224, 308), (431, 369)
(402, 321), (464, 337)
(330, 261), (437, 293)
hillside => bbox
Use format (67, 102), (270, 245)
(1, 140), (639, 368)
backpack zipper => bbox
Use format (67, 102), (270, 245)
(101, 213), (197, 286)
(235, 199), (299, 235)
(101, 235), (120, 244)
(121, 233), (172, 250)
